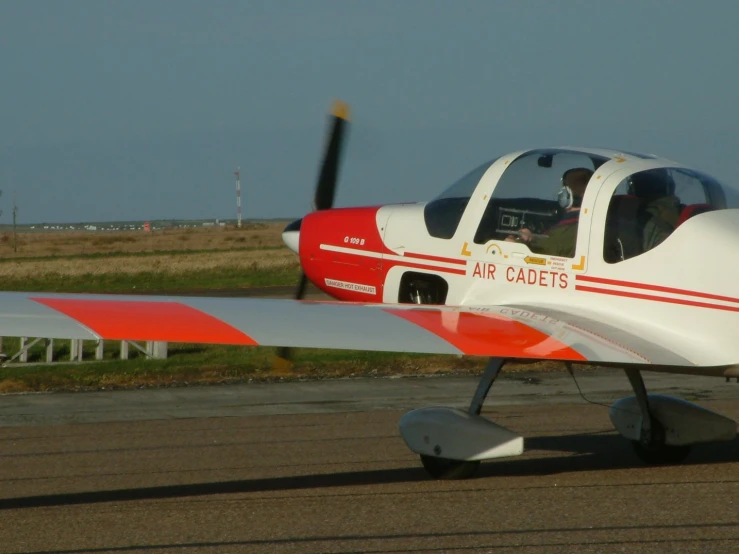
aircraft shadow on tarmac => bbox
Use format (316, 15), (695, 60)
(1, 432), (737, 511)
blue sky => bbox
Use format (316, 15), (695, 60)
(2, 0), (737, 223)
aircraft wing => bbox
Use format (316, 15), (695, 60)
(0, 292), (692, 367)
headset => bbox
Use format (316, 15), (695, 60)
(557, 168), (591, 209)
(557, 184), (574, 209)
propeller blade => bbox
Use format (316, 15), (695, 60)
(275, 101), (350, 368)
(274, 273), (310, 363)
(294, 272), (309, 300)
(313, 100), (350, 211)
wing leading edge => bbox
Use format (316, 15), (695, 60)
(0, 292), (691, 367)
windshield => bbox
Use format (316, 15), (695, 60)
(423, 159), (497, 239)
(473, 149), (609, 257)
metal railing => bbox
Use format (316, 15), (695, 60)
(0, 337), (168, 365)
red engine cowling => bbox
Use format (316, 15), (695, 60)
(300, 206), (391, 302)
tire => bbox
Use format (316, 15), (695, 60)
(631, 441), (692, 465)
(420, 455), (480, 480)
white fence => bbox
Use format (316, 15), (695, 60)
(0, 337), (168, 364)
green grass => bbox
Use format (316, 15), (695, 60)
(0, 265), (302, 293)
(0, 338), (489, 393)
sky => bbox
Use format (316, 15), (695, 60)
(2, 0), (738, 224)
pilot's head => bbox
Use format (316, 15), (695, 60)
(628, 169), (675, 199)
(558, 167), (594, 210)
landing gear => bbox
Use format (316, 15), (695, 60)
(401, 358), (518, 480)
(468, 357), (505, 417)
(623, 369), (691, 465)
(416, 358), (504, 479)
(611, 370), (735, 465)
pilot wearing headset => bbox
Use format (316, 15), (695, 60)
(513, 167), (594, 258)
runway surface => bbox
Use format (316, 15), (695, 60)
(1, 369), (739, 553)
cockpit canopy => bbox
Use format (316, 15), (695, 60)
(604, 166), (739, 263)
(424, 149), (608, 251)
(471, 150), (608, 257)
(424, 148), (739, 262)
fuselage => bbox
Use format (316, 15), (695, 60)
(285, 148), (739, 368)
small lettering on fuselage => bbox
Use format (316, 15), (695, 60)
(500, 308), (561, 325)
(324, 278), (377, 295)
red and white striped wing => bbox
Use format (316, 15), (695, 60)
(0, 292), (691, 366)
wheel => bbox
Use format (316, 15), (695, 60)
(631, 441), (692, 465)
(420, 455), (480, 480)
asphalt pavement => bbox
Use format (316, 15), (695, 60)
(1, 369), (739, 553)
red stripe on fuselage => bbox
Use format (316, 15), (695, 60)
(385, 259), (467, 276)
(576, 275), (739, 305)
(402, 252), (467, 266)
(320, 245), (468, 276)
(385, 308), (586, 360)
(575, 285), (739, 313)
(32, 298), (258, 345)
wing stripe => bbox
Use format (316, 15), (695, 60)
(31, 298), (258, 345)
(384, 308), (587, 360)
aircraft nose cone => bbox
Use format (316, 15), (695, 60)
(282, 218), (302, 254)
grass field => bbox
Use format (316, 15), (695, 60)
(0, 223), (301, 293)
(0, 221), (286, 258)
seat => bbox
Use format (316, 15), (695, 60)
(677, 203), (712, 227)
(604, 195), (643, 263)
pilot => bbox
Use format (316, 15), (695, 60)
(512, 167), (594, 258)
(628, 170), (681, 251)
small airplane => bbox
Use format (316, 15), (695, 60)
(2, 101), (738, 480)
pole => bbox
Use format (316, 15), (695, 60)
(12, 190), (17, 253)
(234, 167), (242, 228)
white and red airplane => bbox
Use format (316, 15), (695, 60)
(2, 102), (738, 479)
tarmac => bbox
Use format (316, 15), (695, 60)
(1, 368), (739, 553)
